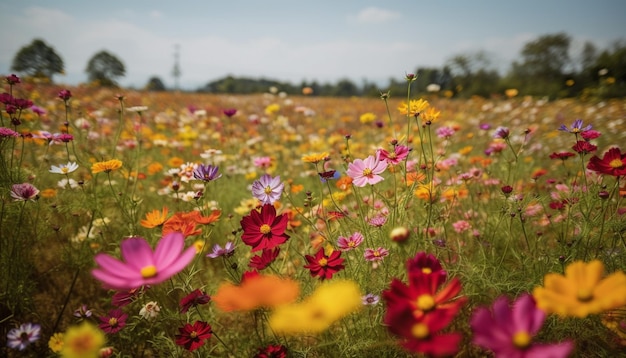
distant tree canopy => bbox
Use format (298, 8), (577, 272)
(11, 39), (64, 82)
(86, 51), (126, 87)
(145, 76), (166, 91)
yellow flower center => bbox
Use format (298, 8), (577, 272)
(362, 168), (373, 176)
(421, 267), (432, 274)
(108, 317), (118, 326)
(512, 331), (532, 348)
(190, 331), (198, 338)
(411, 323), (429, 339)
(318, 258), (328, 266)
(416, 294), (435, 311)
(264, 185), (273, 194)
(140, 265), (157, 278)
(577, 288), (594, 302)
(61, 167), (69, 173)
(260, 224), (271, 234)
(609, 158), (624, 169)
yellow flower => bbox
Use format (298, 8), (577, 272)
(302, 152), (329, 164)
(48, 332), (64, 353)
(398, 99), (429, 116)
(533, 260), (626, 318)
(60, 322), (105, 358)
(414, 182), (436, 202)
(265, 103), (281, 115)
(421, 107), (441, 123)
(91, 159), (122, 174)
(505, 88), (519, 98)
(269, 280), (362, 334)
(359, 112), (376, 124)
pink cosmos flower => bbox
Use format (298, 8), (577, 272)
(379, 145), (410, 165)
(337, 232), (364, 251)
(346, 153), (388, 187)
(471, 294), (573, 358)
(10, 183), (39, 201)
(92, 232), (196, 290)
(364, 247), (389, 262)
(452, 220), (472, 233)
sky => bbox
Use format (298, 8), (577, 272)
(1, 0), (625, 90)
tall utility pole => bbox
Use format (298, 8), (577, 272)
(172, 44), (181, 91)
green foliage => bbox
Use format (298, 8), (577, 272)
(10, 38), (64, 82)
(145, 76), (167, 91)
(85, 50), (126, 87)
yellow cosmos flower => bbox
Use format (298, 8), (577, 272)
(265, 103), (280, 115)
(269, 280), (362, 334)
(140, 207), (169, 228)
(421, 107), (441, 123)
(48, 332), (64, 353)
(91, 159), (122, 174)
(533, 260), (626, 318)
(398, 99), (429, 116)
(60, 322), (105, 358)
(359, 112), (376, 124)
(302, 152), (329, 164)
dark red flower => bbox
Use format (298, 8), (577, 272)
(587, 147), (626, 177)
(249, 247), (280, 270)
(405, 252), (446, 278)
(392, 308), (463, 357)
(180, 289), (211, 313)
(240, 204), (290, 252)
(549, 152), (576, 160)
(111, 286), (149, 307)
(223, 108), (237, 117)
(175, 321), (212, 352)
(572, 140), (597, 155)
(254, 344), (288, 358)
(304, 247), (344, 280)
(58, 89), (72, 101)
(98, 309), (128, 334)
(6, 74), (20, 85)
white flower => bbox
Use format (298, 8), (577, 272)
(126, 106), (148, 113)
(139, 301), (160, 320)
(58, 178), (79, 189)
(50, 162), (79, 175)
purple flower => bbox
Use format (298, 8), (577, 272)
(364, 247), (389, 262)
(193, 164), (221, 182)
(10, 183), (39, 201)
(479, 123), (491, 130)
(223, 108), (237, 117)
(30, 105), (46, 116)
(251, 174), (284, 205)
(73, 304), (93, 319)
(58, 89), (72, 101)
(436, 126), (456, 139)
(6, 323), (41, 351)
(337, 232), (364, 251)
(362, 293), (380, 306)
(558, 119), (591, 133)
(206, 241), (235, 258)
(91, 232), (197, 290)
(471, 294), (573, 358)
(493, 126), (510, 139)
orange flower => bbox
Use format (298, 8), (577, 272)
(213, 273), (299, 312)
(290, 184), (304, 194)
(162, 210), (221, 237)
(140, 207), (169, 228)
(335, 176), (353, 191)
(405, 172), (426, 186)
(168, 157), (184, 168)
(147, 162), (163, 175)
(41, 188), (57, 198)
(91, 159), (122, 174)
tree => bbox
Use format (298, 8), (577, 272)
(86, 51), (126, 87)
(11, 39), (64, 82)
(145, 76), (166, 91)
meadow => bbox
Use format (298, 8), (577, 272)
(1, 74), (626, 357)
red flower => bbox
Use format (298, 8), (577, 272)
(98, 309), (128, 334)
(406, 252), (445, 277)
(180, 289), (211, 313)
(572, 140), (597, 155)
(304, 247), (344, 280)
(391, 308), (463, 357)
(240, 204), (290, 252)
(549, 152), (576, 160)
(254, 344), (288, 358)
(587, 147), (626, 176)
(175, 321), (212, 352)
(249, 247), (280, 270)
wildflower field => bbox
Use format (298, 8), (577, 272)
(1, 74), (626, 357)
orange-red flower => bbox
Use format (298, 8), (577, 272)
(162, 210), (221, 237)
(212, 272), (299, 312)
(140, 207), (169, 228)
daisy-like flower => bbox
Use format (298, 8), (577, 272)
(471, 294), (573, 358)
(206, 241), (235, 258)
(61, 322), (105, 358)
(91, 159), (123, 174)
(302, 151), (329, 164)
(48, 332), (64, 353)
(175, 321), (212, 352)
(139, 301), (160, 320)
(98, 309), (128, 334)
(58, 178), (79, 189)
(50, 162), (79, 175)
(249, 247), (280, 270)
(558, 118), (592, 133)
(213, 272), (300, 312)
(572, 140), (597, 155)
(362, 293), (380, 306)
(587, 147), (626, 177)
(346, 153), (388, 187)
(6, 323), (41, 351)
(398, 99), (429, 116)
(140, 207), (169, 228)
(73, 304), (93, 319)
(532, 259), (626, 318)
(304, 247), (345, 280)
(240, 204), (290, 252)
(193, 163), (222, 182)
(364, 247), (390, 262)
(251, 174), (284, 205)
(10, 183), (39, 201)
(379, 145), (410, 165)
(91, 232), (197, 290)
(337, 232), (364, 251)
(180, 289), (211, 313)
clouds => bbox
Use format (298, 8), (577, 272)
(351, 6), (402, 24)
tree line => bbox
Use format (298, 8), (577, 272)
(8, 33), (626, 99)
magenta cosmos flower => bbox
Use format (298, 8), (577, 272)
(470, 294), (573, 358)
(92, 232), (196, 290)
(346, 153), (388, 187)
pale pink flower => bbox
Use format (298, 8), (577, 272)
(364, 247), (389, 262)
(92, 232), (196, 290)
(346, 153), (388, 187)
(337, 232), (364, 251)
(452, 220), (472, 233)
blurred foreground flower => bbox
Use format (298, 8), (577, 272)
(533, 260), (626, 318)
(61, 322), (105, 358)
(213, 272), (299, 312)
(269, 280), (361, 334)
(471, 294), (573, 357)
(91, 232), (196, 290)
